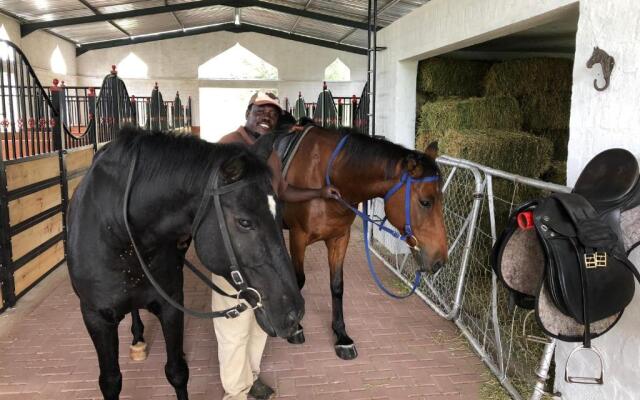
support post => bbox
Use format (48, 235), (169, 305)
(88, 87), (97, 152)
(50, 80), (70, 258)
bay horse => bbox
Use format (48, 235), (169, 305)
(281, 127), (447, 360)
(67, 127), (304, 400)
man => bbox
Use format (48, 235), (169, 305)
(213, 92), (340, 400)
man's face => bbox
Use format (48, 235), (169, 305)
(245, 104), (280, 136)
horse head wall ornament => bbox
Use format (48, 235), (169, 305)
(586, 46), (615, 91)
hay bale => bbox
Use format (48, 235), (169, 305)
(520, 92), (571, 132)
(418, 96), (522, 133)
(484, 58), (573, 97)
(418, 58), (490, 97)
(533, 129), (569, 161)
(541, 161), (567, 185)
(419, 128), (553, 178)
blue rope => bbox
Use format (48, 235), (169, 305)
(362, 201), (422, 299)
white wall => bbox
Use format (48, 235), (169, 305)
(375, 0), (578, 148)
(0, 13), (78, 85)
(76, 31), (367, 127)
(557, 1), (640, 398)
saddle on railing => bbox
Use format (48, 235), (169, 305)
(492, 148), (640, 385)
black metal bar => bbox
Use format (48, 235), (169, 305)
(12, 259), (65, 303)
(49, 87), (69, 262)
(23, 0), (376, 36)
(11, 233), (64, 271)
(6, 175), (61, 201)
(9, 205), (63, 236)
(76, 23), (367, 56)
(0, 144), (16, 307)
(372, 0), (377, 137)
(0, 58), (9, 161)
(77, 0), (131, 38)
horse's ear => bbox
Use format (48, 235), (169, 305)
(424, 141), (438, 159)
(250, 133), (276, 162)
(405, 154), (424, 178)
(220, 155), (245, 184)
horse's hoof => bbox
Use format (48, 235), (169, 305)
(335, 344), (358, 360)
(286, 329), (305, 344)
(129, 341), (148, 361)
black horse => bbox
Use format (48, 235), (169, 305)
(67, 127), (304, 400)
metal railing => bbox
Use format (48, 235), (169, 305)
(369, 154), (570, 400)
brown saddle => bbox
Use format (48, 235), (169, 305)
(492, 148), (640, 384)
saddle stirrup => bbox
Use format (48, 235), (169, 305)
(564, 345), (605, 385)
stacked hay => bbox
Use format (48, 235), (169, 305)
(484, 58), (572, 170)
(418, 58), (491, 97)
(424, 129), (552, 178)
(418, 96), (522, 134)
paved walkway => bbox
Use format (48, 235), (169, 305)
(0, 229), (486, 399)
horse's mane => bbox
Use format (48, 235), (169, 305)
(107, 126), (270, 191)
(337, 128), (440, 180)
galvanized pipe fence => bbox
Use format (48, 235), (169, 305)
(368, 154), (570, 400)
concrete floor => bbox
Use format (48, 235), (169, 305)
(0, 228), (487, 399)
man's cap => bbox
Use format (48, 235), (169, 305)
(248, 91), (282, 112)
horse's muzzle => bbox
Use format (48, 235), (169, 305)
(411, 248), (445, 274)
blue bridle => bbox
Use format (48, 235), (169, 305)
(325, 134), (439, 299)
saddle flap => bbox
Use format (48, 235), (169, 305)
(534, 194), (636, 323)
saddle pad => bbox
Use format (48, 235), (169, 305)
(500, 227), (545, 297)
(536, 284), (622, 342)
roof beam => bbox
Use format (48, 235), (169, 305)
(76, 23), (367, 56)
(22, 0), (379, 37)
(339, 0), (403, 43)
(77, 0), (131, 38)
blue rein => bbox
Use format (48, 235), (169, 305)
(325, 134), (439, 299)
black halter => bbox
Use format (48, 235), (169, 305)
(123, 151), (262, 319)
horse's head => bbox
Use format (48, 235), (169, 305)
(194, 136), (304, 337)
(383, 142), (448, 274)
(587, 46), (601, 68)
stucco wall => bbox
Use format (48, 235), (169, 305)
(375, 0), (578, 148)
(76, 31), (367, 127)
(557, 1), (640, 398)
(0, 13), (78, 85)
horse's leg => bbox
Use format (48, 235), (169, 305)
(129, 309), (148, 361)
(326, 230), (358, 360)
(80, 303), (123, 400)
(154, 303), (189, 400)
(286, 228), (307, 344)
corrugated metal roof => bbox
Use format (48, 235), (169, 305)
(0, 0), (432, 49)
(51, 21), (128, 43)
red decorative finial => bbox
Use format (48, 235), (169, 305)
(88, 87), (96, 96)
(131, 95), (136, 101)
(111, 64), (117, 74)
(323, 81), (327, 90)
(52, 78), (59, 86)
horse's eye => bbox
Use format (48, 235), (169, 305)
(237, 218), (254, 230)
(419, 199), (433, 209)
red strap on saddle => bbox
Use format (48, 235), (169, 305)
(517, 211), (535, 230)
